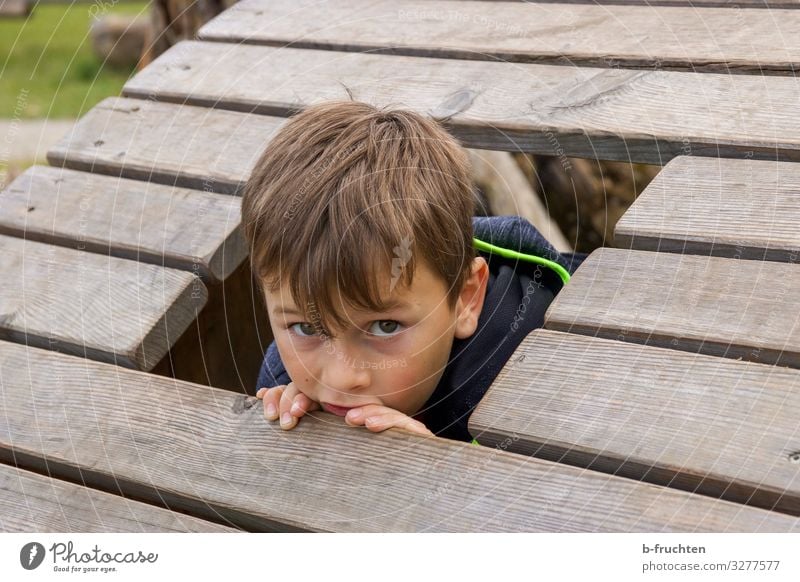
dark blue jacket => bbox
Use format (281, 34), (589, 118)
(256, 216), (587, 442)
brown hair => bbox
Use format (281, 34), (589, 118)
(242, 100), (475, 334)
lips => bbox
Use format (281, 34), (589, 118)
(321, 403), (358, 417)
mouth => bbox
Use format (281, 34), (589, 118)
(321, 402), (359, 417)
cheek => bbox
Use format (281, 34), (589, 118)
(275, 336), (317, 387)
(379, 341), (450, 400)
(378, 364), (441, 416)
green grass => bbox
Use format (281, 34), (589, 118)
(0, 1), (151, 119)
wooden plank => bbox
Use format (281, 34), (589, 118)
(2, 342), (794, 532)
(122, 41), (800, 165)
(471, 329), (800, 515)
(0, 166), (246, 283)
(0, 235), (207, 370)
(47, 97), (285, 195)
(475, 0), (799, 7)
(198, 0), (800, 75)
(544, 247), (800, 368)
(0, 465), (237, 532)
(614, 156), (800, 263)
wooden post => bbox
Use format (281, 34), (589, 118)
(140, 0), (237, 67)
(0, 0), (31, 17)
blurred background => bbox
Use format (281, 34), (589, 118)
(1, 0), (232, 180)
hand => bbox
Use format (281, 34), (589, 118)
(344, 404), (433, 437)
(255, 382), (320, 430)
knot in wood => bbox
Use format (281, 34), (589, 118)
(231, 394), (259, 414)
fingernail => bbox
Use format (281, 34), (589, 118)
(347, 409), (363, 421)
(266, 403), (277, 418)
(290, 402), (302, 416)
(281, 412), (293, 426)
(256, 388), (266, 398)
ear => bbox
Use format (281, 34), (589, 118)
(454, 256), (489, 339)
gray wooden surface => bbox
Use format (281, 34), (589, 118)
(0, 234), (207, 370)
(473, 0), (798, 6)
(614, 156), (800, 263)
(199, 0), (800, 75)
(0, 465), (237, 532)
(1, 166), (246, 283)
(47, 97), (285, 195)
(470, 329), (800, 515)
(2, 341), (795, 532)
(124, 41), (800, 164)
(544, 247), (800, 368)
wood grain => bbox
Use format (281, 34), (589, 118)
(47, 97), (285, 195)
(2, 341), (795, 532)
(1, 166), (245, 283)
(614, 156), (800, 262)
(198, 0), (800, 75)
(123, 40), (800, 164)
(470, 0), (799, 7)
(0, 235), (207, 370)
(544, 247), (800, 367)
(470, 329), (800, 515)
(0, 465), (237, 532)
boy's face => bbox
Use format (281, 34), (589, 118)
(263, 257), (488, 418)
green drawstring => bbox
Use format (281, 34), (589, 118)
(472, 237), (571, 285)
(470, 438), (480, 446)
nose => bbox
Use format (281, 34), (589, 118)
(318, 342), (371, 397)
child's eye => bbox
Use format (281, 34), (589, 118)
(367, 320), (403, 337)
(290, 322), (317, 337)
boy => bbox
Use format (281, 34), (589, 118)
(243, 101), (585, 443)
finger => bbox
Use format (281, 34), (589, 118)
(344, 404), (405, 427)
(364, 412), (432, 435)
(290, 392), (320, 417)
(262, 386), (284, 421)
(347, 406), (433, 437)
(344, 404), (387, 427)
(364, 412), (427, 432)
(279, 384), (301, 429)
(401, 419), (434, 437)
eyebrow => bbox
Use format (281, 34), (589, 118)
(374, 298), (412, 312)
(271, 299), (411, 318)
(272, 306), (305, 317)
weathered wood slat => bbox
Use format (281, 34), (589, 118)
(614, 156), (800, 263)
(0, 465), (237, 532)
(47, 97), (285, 195)
(198, 0), (800, 75)
(0, 166), (245, 283)
(0, 235), (207, 370)
(123, 41), (800, 164)
(470, 329), (800, 515)
(2, 342), (794, 532)
(544, 247), (800, 367)
(475, 0), (798, 7)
